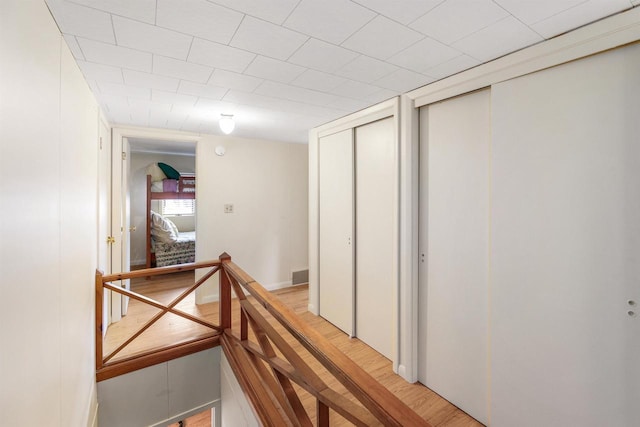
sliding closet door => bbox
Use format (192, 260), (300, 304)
(418, 89), (490, 424)
(355, 117), (395, 359)
(319, 129), (354, 335)
(490, 44), (640, 427)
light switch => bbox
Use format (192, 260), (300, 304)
(224, 204), (234, 213)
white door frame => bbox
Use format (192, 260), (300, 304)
(396, 7), (640, 383)
(309, 97), (400, 369)
(97, 115), (112, 333)
(110, 127), (201, 322)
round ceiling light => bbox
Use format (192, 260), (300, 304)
(219, 114), (235, 134)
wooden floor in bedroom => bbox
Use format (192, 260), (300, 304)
(103, 271), (482, 427)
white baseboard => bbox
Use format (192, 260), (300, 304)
(198, 293), (219, 304)
(196, 281), (294, 304)
(264, 280), (292, 291)
(396, 364), (417, 383)
(86, 385), (98, 427)
(89, 404), (98, 427)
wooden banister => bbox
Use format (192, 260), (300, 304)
(221, 257), (431, 427)
(96, 261), (222, 378)
(102, 259), (220, 282)
(95, 252), (430, 426)
(95, 270), (103, 371)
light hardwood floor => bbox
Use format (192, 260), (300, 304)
(104, 272), (483, 427)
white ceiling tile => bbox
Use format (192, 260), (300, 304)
(63, 35), (85, 60)
(148, 113), (169, 129)
(113, 16), (193, 60)
(342, 15), (424, 60)
(329, 80), (385, 99)
(255, 81), (340, 106)
(374, 68), (434, 92)
(335, 55), (398, 83)
(46, 0), (115, 43)
(288, 39), (359, 73)
(166, 112), (188, 129)
(178, 81), (228, 100)
(122, 70), (180, 91)
(106, 110), (134, 125)
(364, 88), (398, 103)
(230, 16), (308, 61)
(208, 70), (263, 92)
(206, 0), (299, 24)
(156, 0), (242, 44)
(410, 0), (510, 44)
(387, 37), (461, 73)
(76, 60), (124, 84)
(188, 38), (256, 73)
(531, 0), (632, 38)
(223, 90), (340, 118)
(129, 108), (150, 125)
(170, 103), (199, 115)
(153, 55), (212, 83)
(494, 0), (585, 25)
(69, 0), (156, 24)
(97, 82), (151, 100)
(180, 118), (203, 133)
(152, 90), (198, 106)
(284, 0), (376, 44)
(453, 16), (543, 62)
(129, 99), (172, 113)
(632, 0), (640, 5)
(244, 56), (306, 83)
(77, 38), (152, 72)
(85, 80), (101, 96)
(352, 0), (443, 25)
(424, 54), (480, 79)
(292, 70), (347, 92)
(325, 97), (371, 112)
(193, 98), (238, 113)
(99, 94), (130, 111)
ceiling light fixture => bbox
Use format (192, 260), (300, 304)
(219, 114), (235, 135)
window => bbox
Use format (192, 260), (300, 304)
(160, 199), (195, 216)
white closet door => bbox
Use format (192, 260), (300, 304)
(490, 44), (640, 427)
(319, 129), (354, 335)
(418, 89), (490, 424)
(355, 117), (395, 359)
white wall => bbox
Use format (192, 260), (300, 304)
(0, 0), (101, 425)
(98, 348), (221, 427)
(196, 135), (308, 300)
(490, 43), (640, 427)
(129, 152), (196, 265)
(220, 353), (260, 427)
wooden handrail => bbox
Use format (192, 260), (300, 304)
(95, 252), (431, 425)
(220, 256), (431, 426)
(95, 261), (222, 378)
(102, 259), (220, 282)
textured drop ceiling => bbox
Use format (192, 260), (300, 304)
(46, 0), (637, 143)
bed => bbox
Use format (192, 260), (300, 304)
(146, 172), (196, 269)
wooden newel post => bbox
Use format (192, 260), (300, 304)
(219, 252), (232, 331)
(95, 270), (104, 371)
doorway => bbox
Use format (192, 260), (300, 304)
(109, 128), (199, 324)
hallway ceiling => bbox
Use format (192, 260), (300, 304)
(46, 0), (636, 143)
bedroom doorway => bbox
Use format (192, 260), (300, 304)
(129, 139), (197, 270)
(109, 128), (199, 324)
